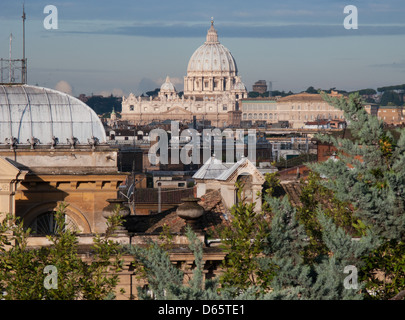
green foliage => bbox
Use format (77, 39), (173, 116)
(305, 86), (319, 94)
(263, 196), (312, 299)
(218, 181), (273, 295)
(262, 172), (282, 198)
(310, 92), (405, 299)
(380, 90), (402, 106)
(158, 223), (174, 249)
(248, 91), (260, 98)
(85, 95), (122, 115)
(126, 226), (264, 300)
(350, 88), (377, 96)
(0, 203), (124, 300)
(360, 240), (405, 300)
(127, 226), (215, 300)
(297, 171), (359, 264)
(313, 92), (405, 241)
(377, 83), (405, 93)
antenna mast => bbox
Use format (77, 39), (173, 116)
(22, 3), (27, 83)
(9, 34), (12, 83)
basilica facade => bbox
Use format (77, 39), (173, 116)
(121, 20), (248, 128)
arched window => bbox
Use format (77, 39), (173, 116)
(27, 211), (77, 235)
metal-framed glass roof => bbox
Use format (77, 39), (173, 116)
(0, 84), (106, 146)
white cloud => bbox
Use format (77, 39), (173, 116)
(55, 80), (73, 95)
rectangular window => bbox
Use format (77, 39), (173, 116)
(130, 105), (134, 111)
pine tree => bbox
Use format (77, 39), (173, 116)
(126, 225), (260, 300)
(262, 196), (312, 299)
(312, 93), (405, 240)
(309, 92), (405, 299)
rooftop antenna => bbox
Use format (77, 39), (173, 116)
(22, 3), (27, 83)
(9, 33), (13, 83)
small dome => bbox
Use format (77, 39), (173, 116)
(160, 76), (176, 92)
(233, 77), (246, 91)
(0, 84), (106, 146)
(187, 21), (238, 75)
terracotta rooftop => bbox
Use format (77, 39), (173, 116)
(277, 92), (341, 103)
(124, 189), (229, 235)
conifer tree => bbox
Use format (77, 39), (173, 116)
(312, 93), (405, 240)
(308, 93), (405, 299)
(262, 196), (312, 299)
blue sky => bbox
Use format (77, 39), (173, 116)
(1, 0), (405, 97)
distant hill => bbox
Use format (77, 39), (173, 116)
(377, 84), (405, 93)
(84, 95), (122, 115)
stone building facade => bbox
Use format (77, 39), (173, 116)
(241, 91), (345, 128)
(377, 106), (405, 126)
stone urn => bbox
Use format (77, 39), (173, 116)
(102, 198), (130, 234)
(176, 197), (204, 232)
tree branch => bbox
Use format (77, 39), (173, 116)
(390, 290), (405, 300)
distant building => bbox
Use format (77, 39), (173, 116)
(377, 106), (405, 126)
(252, 80), (267, 94)
(121, 20), (247, 128)
(241, 91), (345, 128)
(364, 103), (379, 117)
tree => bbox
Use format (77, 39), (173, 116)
(305, 86), (318, 94)
(0, 203), (124, 300)
(296, 170), (360, 264)
(126, 226), (259, 300)
(380, 90), (401, 106)
(248, 91), (260, 98)
(218, 181), (273, 295)
(309, 92), (405, 299)
(146, 88), (160, 97)
(356, 88), (377, 96)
